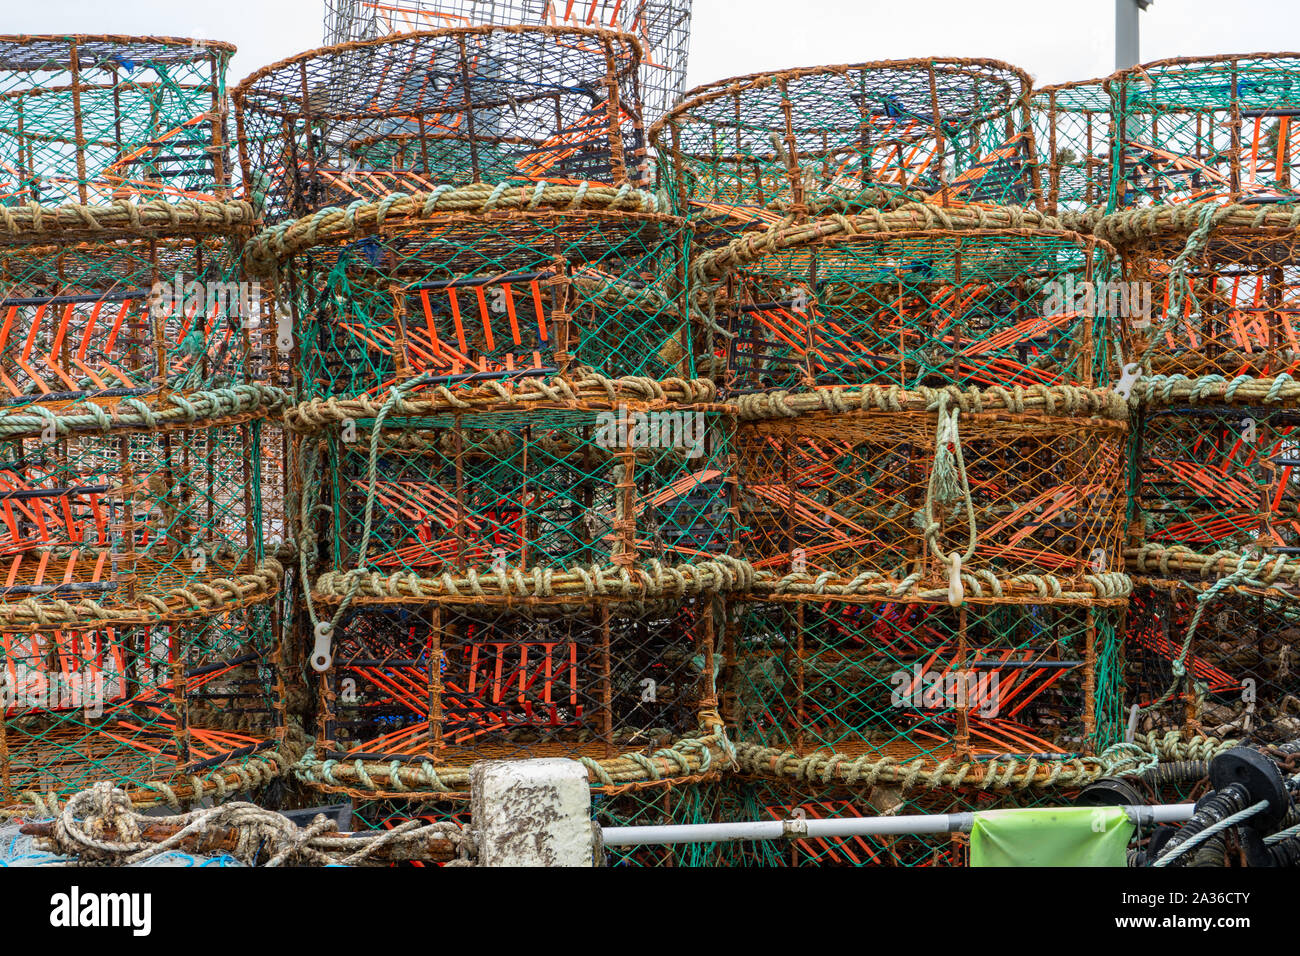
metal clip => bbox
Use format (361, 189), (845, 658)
(1113, 362), (1142, 401)
(311, 621), (334, 673)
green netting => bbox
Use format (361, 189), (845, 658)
(1125, 584), (1300, 744)
(726, 598), (1126, 768)
(321, 0), (693, 128)
(243, 187), (693, 391)
(0, 601), (284, 813)
(652, 59), (1037, 231)
(288, 375), (743, 607)
(0, 218), (277, 394)
(0, 36), (234, 206)
(733, 386), (1131, 600)
(696, 221), (1121, 390)
(233, 27), (646, 222)
(593, 779), (731, 866)
(1032, 80), (1114, 215)
(1109, 54), (1300, 208)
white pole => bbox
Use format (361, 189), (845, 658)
(600, 803), (1196, 847)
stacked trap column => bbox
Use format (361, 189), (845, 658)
(0, 37), (291, 817)
(1087, 55), (1300, 748)
(657, 60), (1141, 865)
(236, 26), (746, 858)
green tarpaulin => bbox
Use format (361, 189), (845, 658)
(970, 806), (1133, 867)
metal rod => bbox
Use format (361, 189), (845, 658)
(600, 803), (1196, 846)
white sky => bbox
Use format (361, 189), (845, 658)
(3, 0), (1300, 92)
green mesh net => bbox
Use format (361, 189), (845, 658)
(0, 36), (234, 206)
(1032, 80), (1114, 215)
(653, 59), (1037, 232)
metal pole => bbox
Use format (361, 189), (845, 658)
(1116, 0), (1153, 71)
(600, 803), (1196, 847)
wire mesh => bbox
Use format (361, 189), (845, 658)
(1109, 54), (1300, 208)
(651, 59), (1038, 233)
(1126, 584), (1300, 745)
(288, 375), (741, 605)
(0, 601), (284, 812)
(1032, 79), (1114, 216)
(297, 597), (729, 796)
(233, 26), (647, 222)
(694, 217), (1122, 391)
(321, 1), (693, 127)
(243, 189), (694, 394)
(725, 598), (1125, 770)
(0, 36), (235, 206)
(1099, 211), (1300, 379)
(733, 386), (1131, 601)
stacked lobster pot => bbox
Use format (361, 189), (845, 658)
(653, 60), (1142, 867)
(235, 26), (746, 856)
(0, 36), (292, 820)
(1038, 55), (1300, 758)
(321, 0), (695, 129)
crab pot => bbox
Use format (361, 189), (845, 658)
(233, 26), (647, 222)
(726, 598), (1125, 767)
(303, 598), (725, 796)
(0, 213), (279, 396)
(0, 35), (235, 206)
(1125, 584), (1300, 745)
(0, 601), (283, 812)
(1031, 79), (1115, 215)
(696, 218), (1121, 391)
(288, 375), (740, 602)
(1106, 212), (1300, 378)
(1131, 401), (1300, 566)
(321, 0), (694, 128)
(242, 190), (693, 394)
(650, 58), (1037, 231)
(1108, 54), (1300, 208)
(716, 777), (1099, 867)
(0, 387), (283, 613)
(733, 386), (1130, 599)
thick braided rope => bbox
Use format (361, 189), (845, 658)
(0, 384), (288, 441)
(760, 568), (1134, 602)
(242, 181), (664, 276)
(691, 201), (1106, 285)
(1130, 545), (1300, 597)
(733, 381), (1129, 424)
(286, 372), (719, 432)
(1133, 371), (1300, 409)
(292, 724), (736, 797)
(0, 198), (255, 241)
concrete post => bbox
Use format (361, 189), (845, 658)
(469, 758), (595, 866)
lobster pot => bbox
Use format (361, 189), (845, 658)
(0, 211), (276, 395)
(651, 59), (1036, 232)
(726, 598), (1125, 768)
(0, 35), (234, 206)
(321, 0), (694, 128)
(0, 389), (283, 608)
(1109, 55), (1300, 208)
(734, 386), (1130, 599)
(1131, 398), (1300, 571)
(1031, 79), (1114, 215)
(0, 601), (283, 812)
(233, 26), (646, 222)
(1125, 584), (1300, 745)
(1107, 213), (1300, 378)
(696, 217), (1121, 391)
(301, 598), (725, 797)
(243, 194), (693, 395)
(289, 376), (740, 601)
(715, 777), (1107, 867)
